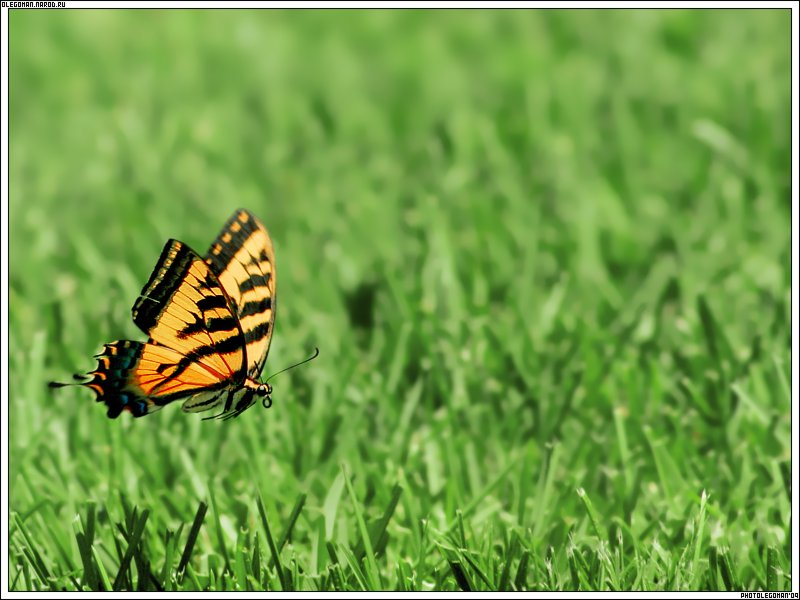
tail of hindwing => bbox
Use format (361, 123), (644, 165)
(80, 341), (162, 418)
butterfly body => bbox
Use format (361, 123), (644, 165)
(52, 209), (278, 420)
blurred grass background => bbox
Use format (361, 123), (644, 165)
(8, 9), (791, 591)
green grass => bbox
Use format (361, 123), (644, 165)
(8, 9), (791, 591)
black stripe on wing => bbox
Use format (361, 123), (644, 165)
(133, 240), (195, 334)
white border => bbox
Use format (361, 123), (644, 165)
(0, 1), (797, 7)
(790, 2), (798, 596)
(1, 1), (8, 597)
(1, 1), (796, 598)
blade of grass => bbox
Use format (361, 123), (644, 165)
(688, 490), (708, 586)
(183, 563), (203, 591)
(177, 501), (208, 578)
(208, 487), (230, 574)
(275, 493), (306, 554)
(531, 444), (560, 540)
(697, 295), (720, 364)
(159, 525), (181, 589)
(368, 484), (403, 557)
(74, 529), (98, 590)
(497, 532), (519, 591)
(256, 493), (288, 591)
(10, 562), (25, 591)
(577, 488), (608, 542)
(449, 560), (472, 591)
(13, 514), (51, 584)
(342, 465), (381, 589)
(322, 471), (345, 540)
(250, 535), (261, 581)
(766, 546), (779, 590)
(91, 546), (113, 591)
(514, 548), (530, 590)
(112, 508), (149, 591)
(337, 543), (370, 591)
(20, 547), (49, 589)
(461, 551), (494, 590)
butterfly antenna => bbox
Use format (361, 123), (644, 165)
(264, 347), (320, 384)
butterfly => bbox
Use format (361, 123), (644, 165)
(51, 209), (284, 420)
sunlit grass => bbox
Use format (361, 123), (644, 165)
(8, 9), (791, 591)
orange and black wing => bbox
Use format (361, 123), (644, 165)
(133, 238), (247, 382)
(53, 240), (247, 418)
(59, 340), (240, 418)
(205, 209), (276, 379)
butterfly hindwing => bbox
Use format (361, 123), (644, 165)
(205, 209), (276, 379)
(77, 340), (236, 418)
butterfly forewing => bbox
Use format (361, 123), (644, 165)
(204, 209), (276, 379)
(133, 239), (247, 384)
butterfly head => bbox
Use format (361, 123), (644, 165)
(257, 382), (273, 409)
